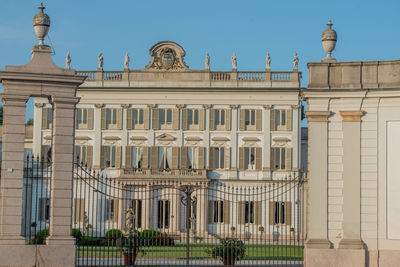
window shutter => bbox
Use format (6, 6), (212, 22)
(210, 109), (215, 131)
(172, 109), (179, 130)
(75, 110), (79, 129)
(42, 108), (48, 129)
(198, 147), (205, 169)
(74, 199), (79, 223)
(127, 109), (133, 130)
(100, 146), (106, 168)
(86, 146), (93, 169)
(208, 148), (214, 170)
(269, 202), (274, 225)
(74, 198), (84, 223)
(172, 147), (179, 169)
(152, 109), (159, 130)
(39, 198), (45, 221)
(113, 199), (119, 223)
(285, 202), (292, 225)
(144, 108), (150, 130)
(286, 109), (292, 131)
(208, 201), (214, 224)
(199, 109), (205, 130)
(224, 147), (230, 170)
(285, 148), (292, 171)
(238, 201), (245, 224)
(182, 109), (188, 130)
(125, 146), (132, 169)
(239, 147), (245, 171)
(225, 109), (231, 131)
(101, 109), (106, 130)
(116, 146), (121, 168)
(270, 149), (275, 171)
(239, 109), (245, 131)
(87, 108), (94, 130)
(270, 109), (276, 131)
(181, 147), (187, 169)
(255, 147), (262, 170)
(255, 201), (262, 225)
(143, 147), (149, 168)
(41, 145), (46, 162)
(256, 109), (262, 131)
(117, 109), (123, 130)
(223, 201), (230, 224)
(151, 147), (158, 169)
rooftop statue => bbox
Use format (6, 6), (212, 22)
(205, 53), (210, 70)
(65, 52), (71, 69)
(232, 53), (237, 70)
(293, 52), (299, 70)
(98, 53), (103, 70)
(124, 53), (130, 70)
(266, 53), (271, 70)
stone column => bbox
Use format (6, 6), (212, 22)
(262, 105), (272, 178)
(304, 111), (331, 248)
(338, 110), (364, 249)
(46, 96), (80, 245)
(203, 104), (210, 167)
(0, 94), (29, 244)
(93, 104), (103, 168)
(196, 185), (208, 236)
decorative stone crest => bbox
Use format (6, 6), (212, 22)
(263, 104), (273, 110)
(94, 104), (104, 108)
(229, 104), (239, 110)
(121, 104), (130, 109)
(147, 104), (157, 109)
(272, 137), (291, 147)
(176, 104), (185, 109)
(35, 103), (44, 108)
(202, 104), (212, 109)
(145, 41), (189, 71)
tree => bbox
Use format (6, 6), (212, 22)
(26, 119), (34, 125)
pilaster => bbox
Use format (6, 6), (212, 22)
(262, 104), (272, 178)
(121, 104), (129, 168)
(46, 96), (80, 245)
(230, 104), (239, 171)
(338, 110), (364, 249)
(93, 104), (103, 168)
(0, 94), (29, 244)
(304, 110), (331, 247)
(33, 102), (44, 156)
(203, 104), (211, 167)
(292, 105), (300, 170)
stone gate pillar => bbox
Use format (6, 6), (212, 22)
(0, 4), (85, 266)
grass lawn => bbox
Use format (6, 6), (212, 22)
(77, 243), (303, 260)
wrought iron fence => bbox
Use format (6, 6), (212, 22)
(74, 163), (304, 267)
(22, 155), (52, 244)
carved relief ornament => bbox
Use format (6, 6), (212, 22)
(145, 41), (189, 71)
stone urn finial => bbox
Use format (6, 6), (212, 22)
(33, 3), (50, 46)
(321, 19), (337, 62)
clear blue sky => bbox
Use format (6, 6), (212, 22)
(1, 0), (400, 121)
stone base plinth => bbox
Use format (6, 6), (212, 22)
(305, 247), (365, 267)
(0, 244), (75, 267)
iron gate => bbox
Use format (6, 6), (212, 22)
(73, 164), (304, 267)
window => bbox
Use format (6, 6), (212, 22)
(76, 108), (93, 129)
(213, 201), (224, 223)
(275, 110), (286, 130)
(212, 147), (225, 169)
(270, 201), (291, 225)
(160, 109), (173, 125)
(128, 108), (147, 129)
(42, 108), (53, 129)
(244, 201), (255, 224)
(75, 146), (87, 165)
(41, 145), (52, 165)
(39, 198), (50, 221)
(105, 199), (119, 222)
(157, 200), (170, 229)
(244, 147), (256, 170)
(126, 200), (142, 229)
(272, 147), (292, 170)
(102, 108), (122, 130)
(215, 109), (225, 126)
(131, 147), (144, 169)
(245, 109), (256, 126)
(187, 147), (198, 169)
(187, 109), (199, 126)
(158, 147), (172, 169)
(102, 146), (121, 168)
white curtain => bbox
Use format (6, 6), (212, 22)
(193, 147), (198, 169)
(158, 147), (164, 168)
(188, 147), (193, 168)
(166, 148), (172, 169)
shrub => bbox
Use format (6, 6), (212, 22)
(208, 238), (246, 266)
(72, 228), (82, 240)
(31, 228), (49, 244)
(105, 229), (123, 240)
(136, 230), (175, 246)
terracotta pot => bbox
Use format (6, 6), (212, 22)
(223, 257), (236, 266)
(122, 251), (137, 266)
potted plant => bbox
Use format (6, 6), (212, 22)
(290, 227), (295, 239)
(230, 226), (236, 237)
(208, 238), (246, 266)
(122, 230), (141, 266)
